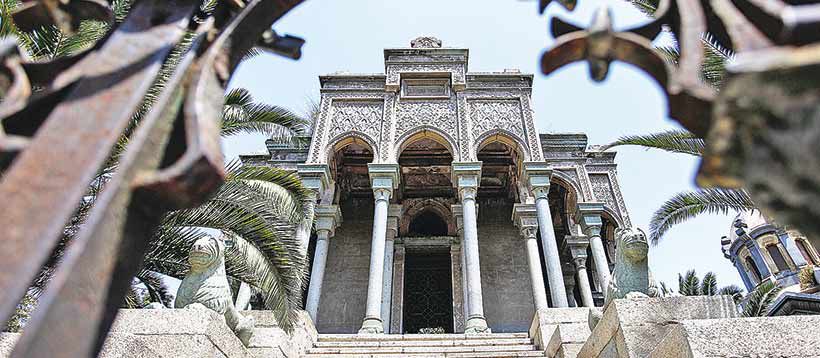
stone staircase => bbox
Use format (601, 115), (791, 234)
(303, 333), (547, 357)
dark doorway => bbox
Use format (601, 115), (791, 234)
(403, 251), (454, 333)
(408, 211), (448, 236)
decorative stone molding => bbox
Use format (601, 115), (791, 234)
(410, 36), (442, 48)
(469, 99), (525, 143)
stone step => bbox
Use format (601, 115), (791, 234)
(317, 333), (529, 342)
(314, 338), (533, 348)
(304, 351), (547, 358)
(308, 344), (538, 354)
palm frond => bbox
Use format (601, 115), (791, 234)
(717, 284), (744, 303)
(603, 130), (704, 156)
(659, 281), (674, 296)
(701, 272), (718, 296)
(742, 281), (782, 317)
(135, 270), (174, 307)
(224, 231), (305, 332)
(650, 188), (756, 243)
(220, 89), (308, 144)
(678, 270), (701, 296)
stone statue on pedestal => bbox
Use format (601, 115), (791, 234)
(589, 227), (659, 329)
(175, 236), (255, 346)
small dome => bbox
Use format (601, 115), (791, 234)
(727, 210), (770, 243)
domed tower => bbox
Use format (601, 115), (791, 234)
(721, 210), (820, 295)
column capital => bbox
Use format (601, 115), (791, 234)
(452, 161), (482, 186)
(368, 163), (400, 199)
(563, 235), (590, 261)
(575, 202), (605, 235)
(298, 163), (332, 194)
(512, 203), (538, 239)
(522, 162), (552, 198)
(315, 205), (342, 238)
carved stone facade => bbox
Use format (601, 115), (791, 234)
(241, 37), (634, 334)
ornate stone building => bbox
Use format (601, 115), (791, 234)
(241, 37), (633, 334)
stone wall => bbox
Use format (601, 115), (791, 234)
(315, 197), (374, 333)
(477, 197), (535, 332)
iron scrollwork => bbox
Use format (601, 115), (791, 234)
(0, 0), (305, 356)
(540, 0), (820, 244)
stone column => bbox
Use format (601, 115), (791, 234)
(453, 162), (490, 333)
(359, 164), (399, 334)
(778, 229), (809, 267)
(305, 205), (342, 322)
(576, 202), (611, 298)
(513, 204), (550, 311)
(523, 162), (568, 307)
(381, 205), (401, 333)
(565, 235), (594, 307)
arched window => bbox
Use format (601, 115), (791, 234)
(407, 211), (448, 237)
(745, 256), (762, 283)
(796, 239), (817, 265)
(766, 244), (790, 272)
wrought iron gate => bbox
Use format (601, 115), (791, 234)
(403, 252), (454, 334)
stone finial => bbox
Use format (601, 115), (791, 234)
(410, 36), (442, 48)
(175, 236), (255, 346)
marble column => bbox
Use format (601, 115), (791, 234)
(305, 205), (342, 322)
(453, 162), (490, 333)
(513, 204), (549, 311)
(576, 202), (611, 298)
(523, 162), (568, 307)
(565, 235), (594, 307)
(381, 205), (401, 333)
(359, 164), (399, 334)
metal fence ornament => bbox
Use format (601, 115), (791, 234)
(540, 0), (820, 247)
(0, 0), (304, 356)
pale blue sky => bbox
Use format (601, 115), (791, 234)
(224, 0), (741, 290)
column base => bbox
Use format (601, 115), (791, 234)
(358, 316), (384, 334)
(464, 316), (491, 334)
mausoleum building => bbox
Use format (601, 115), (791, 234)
(241, 37), (633, 335)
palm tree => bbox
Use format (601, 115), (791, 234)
(2, 0), (313, 332)
(674, 270), (744, 302)
(664, 270), (782, 317)
(602, 0), (757, 243)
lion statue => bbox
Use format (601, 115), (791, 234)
(589, 227), (659, 329)
(175, 236), (255, 346)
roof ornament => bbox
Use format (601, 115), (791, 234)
(410, 36), (442, 48)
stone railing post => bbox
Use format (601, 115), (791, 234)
(522, 162), (568, 307)
(305, 205), (342, 322)
(513, 203), (550, 311)
(359, 164), (399, 334)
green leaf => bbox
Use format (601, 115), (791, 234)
(650, 188), (756, 243)
(678, 270), (701, 296)
(603, 130), (704, 156)
(742, 281), (782, 317)
(701, 272), (718, 296)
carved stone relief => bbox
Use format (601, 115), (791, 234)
(468, 99), (525, 143)
(394, 99), (458, 149)
(328, 101), (383, 142)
